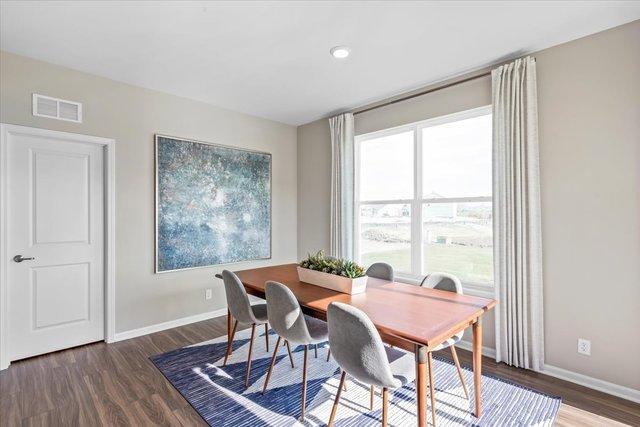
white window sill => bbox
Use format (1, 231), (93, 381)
(394, 273), (495, 298)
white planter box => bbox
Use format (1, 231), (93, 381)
(297, 266), (368, 295)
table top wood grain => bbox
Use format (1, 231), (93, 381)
(228, 263), (497, 349)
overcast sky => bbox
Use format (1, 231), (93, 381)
(359, 114), (492, 201)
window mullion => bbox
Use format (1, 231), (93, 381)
(421, 196), (492, 204)
(412, 125), (423, 277)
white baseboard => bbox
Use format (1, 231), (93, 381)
(454, 340), (639, 404)
(541, 364), (640, 404)
(112, 308), (228, 342)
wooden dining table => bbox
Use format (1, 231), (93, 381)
(218, 263), (496, 426)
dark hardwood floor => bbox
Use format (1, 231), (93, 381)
(1, 316), (638, 426)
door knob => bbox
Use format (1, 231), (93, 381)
(13, 255), (35, 263)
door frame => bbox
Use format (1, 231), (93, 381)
(0, 124), (116, 370)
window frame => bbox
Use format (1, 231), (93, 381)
(354, 105), (493, 290)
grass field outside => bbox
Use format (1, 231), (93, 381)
(359, 202), (493, 284)
(361, 243), (493, 284)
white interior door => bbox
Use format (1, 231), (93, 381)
(7, 129), (104, 361)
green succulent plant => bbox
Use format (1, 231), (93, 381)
(299, 250), (365, 278)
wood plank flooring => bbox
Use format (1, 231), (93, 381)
(1, 316), (638, 426)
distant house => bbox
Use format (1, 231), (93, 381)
(375, 204), (410, 217)
(423, 192), (456, 219)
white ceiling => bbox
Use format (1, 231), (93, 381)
(1, 1), (639, 126)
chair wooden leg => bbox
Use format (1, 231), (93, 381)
(450, 346), (469, 399)
(262, 336), (282, 394)
(264, 323), (269, 352)
(285, 340), (295, 368)
(427, 352), (437, 427)
(326, 347), (331, 362)
(340, 369), (347, 391)
(328, 370), (347, 427)
(300, 345), (309, 421)
(244, 323), (257, 388)
(370, 385), (375, 410)
(382, 387), (389, 427)
(223, 320), (238, 366)
(315, 343), (318, 358)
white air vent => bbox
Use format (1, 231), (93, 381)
(32, 94), (82, 123)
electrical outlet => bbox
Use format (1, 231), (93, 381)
(205, 289), (213, 300)
(577, 338), (591, 356)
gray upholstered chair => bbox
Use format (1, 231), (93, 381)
(365, 262), (394, 281)
(419, 272), (469, 425)
(326, 302), (414, 427)
(221, 270), (274, 388)
(363, 261), (397, 388)
(326, 261), (393, 365)
(262, 281), (329, 421)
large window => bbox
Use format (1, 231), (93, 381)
(355, 106), (493, 285)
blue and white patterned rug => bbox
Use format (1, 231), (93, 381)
(151, 328), (560, 426)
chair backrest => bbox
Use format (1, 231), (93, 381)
(327, 302), (401, 389)
(365, 262), (394, 281)
(419, 272), (463, 294)
(222, 270), (255, 324)
(265, 281), (312, 344)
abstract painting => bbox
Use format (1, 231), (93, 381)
(155, 135), (271, 272)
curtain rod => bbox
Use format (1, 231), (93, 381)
(353, 70), (492, 116)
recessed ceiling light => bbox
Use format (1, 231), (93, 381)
(330, 46), (351, 59)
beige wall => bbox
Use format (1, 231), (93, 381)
(0, 51), (298, 334)
(535, 21), (639, 390)
(297, 21), (640, 389)
(297, 119), (332, 258)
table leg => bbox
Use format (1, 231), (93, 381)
(472, 318), (482, 418)
(427, 352), (437, 426)
(415, 345), (427, 427)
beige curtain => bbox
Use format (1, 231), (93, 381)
(329, 113), (355, 259)
(492, 56), (544, 371)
